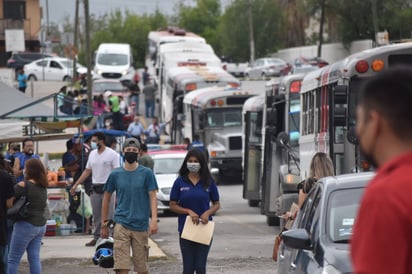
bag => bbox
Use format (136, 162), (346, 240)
(76, 189), (93, 218)
(272, 234), (282, 261)
(92, 184), (105, 194)
(7, 182), (31, 221)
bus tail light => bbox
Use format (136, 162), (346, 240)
(371, 59), (385, 72)
(361, 160), (371, 171)
(210, 151), (217, 157)
(210, 99), (216, 106)
(217, 99), (224, 106)
(290, 81), (301, 93)
(355, 60), (369, 73)
(185, 83), (197, 91)
(228, 82), (239, 88)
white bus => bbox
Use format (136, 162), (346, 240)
(182, 86), (263, 184)
(299, 42), (412, 176)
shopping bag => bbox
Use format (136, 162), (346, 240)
(76, 190), (93, 218)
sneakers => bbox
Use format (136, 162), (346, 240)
(85, 239), (97, 247)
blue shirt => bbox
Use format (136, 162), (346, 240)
(170, 175), (220, 233)
(16, 153), (40, 182)
(191, 140), (205, 152)
(17, 73), (28, 88)
(104, 165), (158, 231)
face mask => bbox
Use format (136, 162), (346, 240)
(187, 163), (201, 173)
(124, 152), (138, 164)
(91, 142), (97, 150)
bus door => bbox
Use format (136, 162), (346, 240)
(243, 110), (263, 207)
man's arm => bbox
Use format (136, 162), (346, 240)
(69, 168), (92, 195)
(13, 157), (22, 178)
(100, 191), (113, 239)
(149, 190), (158, 235)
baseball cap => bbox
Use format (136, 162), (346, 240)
(10, 143), (20, 151)
(123, 138), (140, 149)
(104, 90), (112, 97)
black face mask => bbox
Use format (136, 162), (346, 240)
(124, 152), (138, 164)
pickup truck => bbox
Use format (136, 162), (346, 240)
(224, 62), (249, 77)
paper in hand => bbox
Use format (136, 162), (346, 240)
(181, 216), (215, 245)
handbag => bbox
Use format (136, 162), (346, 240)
(7, 181), (31, 221)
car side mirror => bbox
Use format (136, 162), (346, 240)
(282, 228), (312, 250)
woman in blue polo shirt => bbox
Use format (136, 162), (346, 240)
(170, 149), (220, 274)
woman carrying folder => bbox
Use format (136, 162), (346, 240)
(170, 149), (221, 274)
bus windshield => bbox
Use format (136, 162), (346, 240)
(97, 53), (128, 66)
(206, 109), (242, 128)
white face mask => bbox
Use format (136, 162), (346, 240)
(187, 162), (200, 173)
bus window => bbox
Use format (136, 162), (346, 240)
(206, 109), (242, 128)
(334, 153), (345, 175)
(334, 126), (345, 144)
(248, 112), (262, 144)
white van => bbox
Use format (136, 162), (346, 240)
(94, 43), (135, 84)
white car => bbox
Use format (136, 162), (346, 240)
(24, 57), (87, 82)
(149, 149), (187, 214)
(244, 57), (289, 79)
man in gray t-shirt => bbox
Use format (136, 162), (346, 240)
(142, 81), (157, 118)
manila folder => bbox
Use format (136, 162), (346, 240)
(181, 216), (215, 245)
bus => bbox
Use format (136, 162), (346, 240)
(299, 42), (412, 176)
(165, 66), (240, 142)
(182, 86), (263, 184)
(242, 94), (265, 206)
(146, 27), (206, 76)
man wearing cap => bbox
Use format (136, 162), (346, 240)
(70, 132), (120, 246)
(101, 138), (158, 274)
(104, 90), (123, 131)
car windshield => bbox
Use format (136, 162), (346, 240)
(153, 157), (184, 174)
(327, 187), (365, 243)
(93, 82), (125, 93)
(206, 109), (242, 128)
(97, 53), (128, 66)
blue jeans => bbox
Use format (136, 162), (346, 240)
(179, 237), (211, 274)
(8, 221), (46, 274)
(145, 100), (155, 118)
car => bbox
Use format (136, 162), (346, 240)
(24, 57), (87, 82)
(244, 57), (289, 79)
(277, 172), (374, 274)
(289, 64), (319, 75)
(148, 147), (187, 214)
(7, 52), (52, 71)
(92, 79), (129, 98)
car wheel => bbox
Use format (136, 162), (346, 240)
(267, 215), (280, 226)
(248, 200), (260, 207)
(28, 75), (37, 81)
(261, 72), (267, 80)
(244, 73), (250, 80)
(63, 75), (72, 82)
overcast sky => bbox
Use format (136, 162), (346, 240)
(39, 0), (231, 25)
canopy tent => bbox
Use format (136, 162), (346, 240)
(0, 81), (92, 142)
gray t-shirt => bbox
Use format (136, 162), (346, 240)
(143, 84), (156, 101)
(139, 154), (154, 170)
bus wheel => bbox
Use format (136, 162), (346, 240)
(267, 216), (280, 226)
(248, 200), (259, 207)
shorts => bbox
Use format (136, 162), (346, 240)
(113, 223), (150, 272)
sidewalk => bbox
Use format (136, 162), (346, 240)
(22, 234), (166, 262)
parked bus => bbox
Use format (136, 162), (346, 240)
(146, 27), (206, 76)
(242, 74), (305, 225)
(181, 86), (263, 184)
(242, 94), (265, 206)
(165, 66), (240, 142)
(299, 42), (412, 176)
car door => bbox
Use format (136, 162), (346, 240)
(278, 185), (322, 274)
(48, 60), (65, 81)
(252, 59), (263, 77)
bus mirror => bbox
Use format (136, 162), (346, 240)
(346, 127), (359, 145)
(199, 114), (204, 129)
(277, 131), (290, 148)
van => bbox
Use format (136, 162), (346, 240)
(94, 43), (135, 84)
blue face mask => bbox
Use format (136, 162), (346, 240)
(91, 142), (97, 150)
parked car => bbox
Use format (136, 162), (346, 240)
(277, 172), (374, 274)
(244, 57), (289, 79)
(290, 64), (318, 75)
(148, 147), (187, 215)
(7, 52), (52, 71)
(24, 57), (87, 82)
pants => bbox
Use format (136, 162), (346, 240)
(112, 111), (124, 130)
(90, 191), (115, 240)
(145, 100), (155, 118)
(18, 86), (26, 93)
(95, 114), (105, 129)
(7, 221), (46, 274)
(179, 237), (211, 274)
(130, 95), (139, 115)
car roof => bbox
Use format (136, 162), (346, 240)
(318, 172), (374, 191)
(149, 150), (187, 157)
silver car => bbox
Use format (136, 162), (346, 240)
(244, 57), (288, 79)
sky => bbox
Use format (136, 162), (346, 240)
(39, 0), (232, 25)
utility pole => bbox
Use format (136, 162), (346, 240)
(371, 0), (379, 41)
(84, 0), (92, 115)
(317, 0), (326, 58)
(72, 0), (79, 82)
(247, 0), (255, 63)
